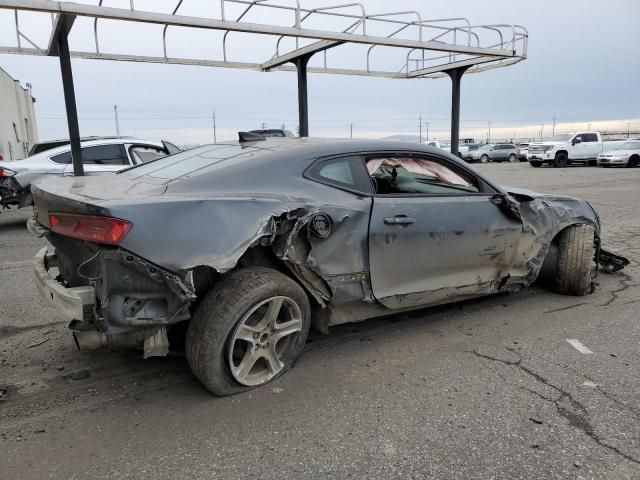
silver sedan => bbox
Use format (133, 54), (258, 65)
(597, 141), (640, 167)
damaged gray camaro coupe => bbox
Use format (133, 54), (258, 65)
(30, 138), (628, 395)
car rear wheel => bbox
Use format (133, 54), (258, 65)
(628, 155), (640, 167)
(530, 160), (542, 168)
(508, 153), (517, 163)
(186, 267), (311, 396)
(553, 152), (569, 168)
(480, 154), (489, 163)
(553, 224), (595, 296)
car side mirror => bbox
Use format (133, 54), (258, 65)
(572, 138), (581, 145)
(489, 194), (505, 206)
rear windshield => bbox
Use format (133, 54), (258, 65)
(119, 144), (263, 180)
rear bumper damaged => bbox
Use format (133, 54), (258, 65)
(34, 242), (196, 356)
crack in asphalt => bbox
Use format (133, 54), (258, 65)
(472, 350), (640, 465)
(597, 273), (638, 307)
(544, 303), (589, 314)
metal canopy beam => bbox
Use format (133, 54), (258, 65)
(0, 0), (516, 59)
(408, 56), (501, 78)
(0, 46), (413, 78)
(294, 54), (312, 138)
(0, 1), (528, 146)
(262, 40), (343, 71)
(46, 10), (74, 56)
(446, 66), (468, 157)
(48, 12), (83, 175)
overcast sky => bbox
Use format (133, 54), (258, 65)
(1, 0), (639, 144)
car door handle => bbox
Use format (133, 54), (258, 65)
(384, 215), (415, 225)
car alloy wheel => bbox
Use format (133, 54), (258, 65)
(480, 154), (489, 163)
(227, 295), (303, 386)
(508, 154), (517, 163)
(553, 152), (568, 168)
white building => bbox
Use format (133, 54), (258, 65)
(0, 67), (38, 161)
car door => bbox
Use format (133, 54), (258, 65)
(571, 134), (590, 159)
(61, 144), (130, 176)
(367, 153), (524, 309)
(582, 133), (600, 158)
(492, 145), (505, 161)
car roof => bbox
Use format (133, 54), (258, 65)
(34, 138), (165, 159)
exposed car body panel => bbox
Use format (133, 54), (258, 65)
(30, 139), (624, 339)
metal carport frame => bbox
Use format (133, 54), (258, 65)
(0, 0), (528, 175)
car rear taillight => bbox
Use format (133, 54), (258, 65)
(49, 213), (132, 245)
(0, 167), (16, 177)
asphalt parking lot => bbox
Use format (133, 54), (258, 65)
(1, 162), (639, 480)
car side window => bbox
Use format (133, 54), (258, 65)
(50, 151), (72, 164)
(50, 145), (128, 165)
(574, 134), (584, 142)
(367, 155), (480, 195)
(583, 133), (598, 142)
(82, 145), (128, 165)
(130, 146), (168, 164)
(306, 156), (372, 194)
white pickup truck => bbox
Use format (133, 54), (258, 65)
(527, 132), (603, 167)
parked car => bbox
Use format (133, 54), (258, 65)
(0, 138), (180, 209)
(527, 132), (603, 167)
(516, 143), (529, 161)
(29, 137), (628, 395)
(425, 140), (470, 159)
(249, 129), (295, 138)
(597, 140), (640, 167)
(468, 143), (518, 163)
(462, 143), (482, 161)
(26, 136), (137, 156)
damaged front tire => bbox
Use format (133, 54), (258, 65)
(554, 224), (595, 296)
(186, 267), (310, 396)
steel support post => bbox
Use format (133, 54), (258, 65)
(293, 54), (312, 137)
(446, 66), (468, 157)
(57, 23), (83, 175)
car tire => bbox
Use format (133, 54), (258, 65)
(553, 152), (568, 168)
(530, 161), (542, 168)
(628, 155), (640, 167)
(508, 154), (517, 163)
(186, 267), (311, 396)
(553, 224), (595, 296)
(587, 159), (598, 167)
(480, 154), (489, 164)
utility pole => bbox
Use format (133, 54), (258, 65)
(552, 114), (556, 136)
(281, 123), (285, 130)
(426, 122), (429, 142)
(113, 105), (120, 136)
(350, 123), (353, 139)
(540, 124), (544, 140)
(588, 122), (591, 131)
(628, 122), (631, 138)
(488, 122), (492, 143)
(418, 114), (423, 142)
(212, 110), (217, 143)
(261, 122), (266, 130)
